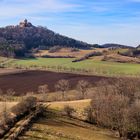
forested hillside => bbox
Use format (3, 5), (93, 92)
(0, 20), (94, 57)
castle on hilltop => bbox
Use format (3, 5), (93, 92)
(19, 19), (33, 28)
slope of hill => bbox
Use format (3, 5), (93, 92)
(0, 19), (93, 57)
(0, 19), (135, 58)
(18, 101), (118, 140)
(137, 44), (140, 49)
(19, 113), (118, 140)
(100, 43), (133, 49)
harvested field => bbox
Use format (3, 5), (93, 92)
(0, 70), (114, 95)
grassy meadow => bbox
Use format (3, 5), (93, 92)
(4, 57), (140, 76)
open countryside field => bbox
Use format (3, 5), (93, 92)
(48, 99), (91, 120)
(0, 70), (113, 95)
(35, 48), (108, 58)
(6, 57), (140, 76)
(35, 49), (93, 58)
(19, 113), (118, 140)
(0, 99), (119, 140)
(48, 99), (91, 111)
(0, 102), (17, 114)
(18, 99), (118, 140)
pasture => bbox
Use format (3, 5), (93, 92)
(8, 57), (140, 76)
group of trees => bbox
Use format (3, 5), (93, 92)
(85, 79), (140, 139)
(119, 48), (140, 58)
(0, 88), (16, 101)
(0, 79), (91, 101)
(0, 25), (93, 57)
(11, 96), (37, 116)
(37, 79), (91, 100)
(48, 46), (79, 53)
(0, 38), (26, 57)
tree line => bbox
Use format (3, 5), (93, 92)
(85, 79), (140, 140)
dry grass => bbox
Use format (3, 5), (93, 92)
(102, 54), (140, 63)
(0, 102), (17, 113)
(48, 99), (91, 120)
(0, 68), (25, 76)
(35, 48), (107, 58)
(1, 99), (119, 140)
(48, 99), (91, 111)
(19, 110), (119, 140)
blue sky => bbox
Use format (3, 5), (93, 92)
(0, 0), (140, 46)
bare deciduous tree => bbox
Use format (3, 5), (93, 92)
(91, 93), (130, 138)
(129, 101), (140, 137)
(55, 79), (69, 99)
(63, 105), (75, 118)
(38, 84), (49, 94)
(0, 88), (3, 95)
(0, 88), (3, 101)
(77, 80), (90, 99)
(6, 88), (16, 96)
(114, 78), (140, 104)
(1, 94), (9, 125)
(89, 79), (140, 139)
(38, 84), (49, 101)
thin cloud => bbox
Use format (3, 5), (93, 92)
(0, 0), (140, 46)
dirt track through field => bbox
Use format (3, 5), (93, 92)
(0, 70), (114, 95)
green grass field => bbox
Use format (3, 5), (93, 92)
(5, 57), (140, 76)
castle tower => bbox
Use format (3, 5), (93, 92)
(19, 19), (32, 28)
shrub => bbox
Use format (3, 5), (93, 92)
(84, 106), (95, 123)
(48, 46), (62, 53)
(72, 51), (102, 62)
(63, 105), (75, 118)
(11, 96), (37, 116)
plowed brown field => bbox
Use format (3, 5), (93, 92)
(0, 70), (114, 95)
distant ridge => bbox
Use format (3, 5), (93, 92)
(100, 43), (133, 49)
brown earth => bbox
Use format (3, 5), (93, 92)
(0, 70), (115, 95)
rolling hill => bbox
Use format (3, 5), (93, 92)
(0, 19), (94, 57)
(100, 43), (133, 49)
(0, 19), (135, 58)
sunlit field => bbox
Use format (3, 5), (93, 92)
(5, 57), (140, 76)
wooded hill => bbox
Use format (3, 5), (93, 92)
(0, 20), (94, 57)
(0, 20), (135, 57)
